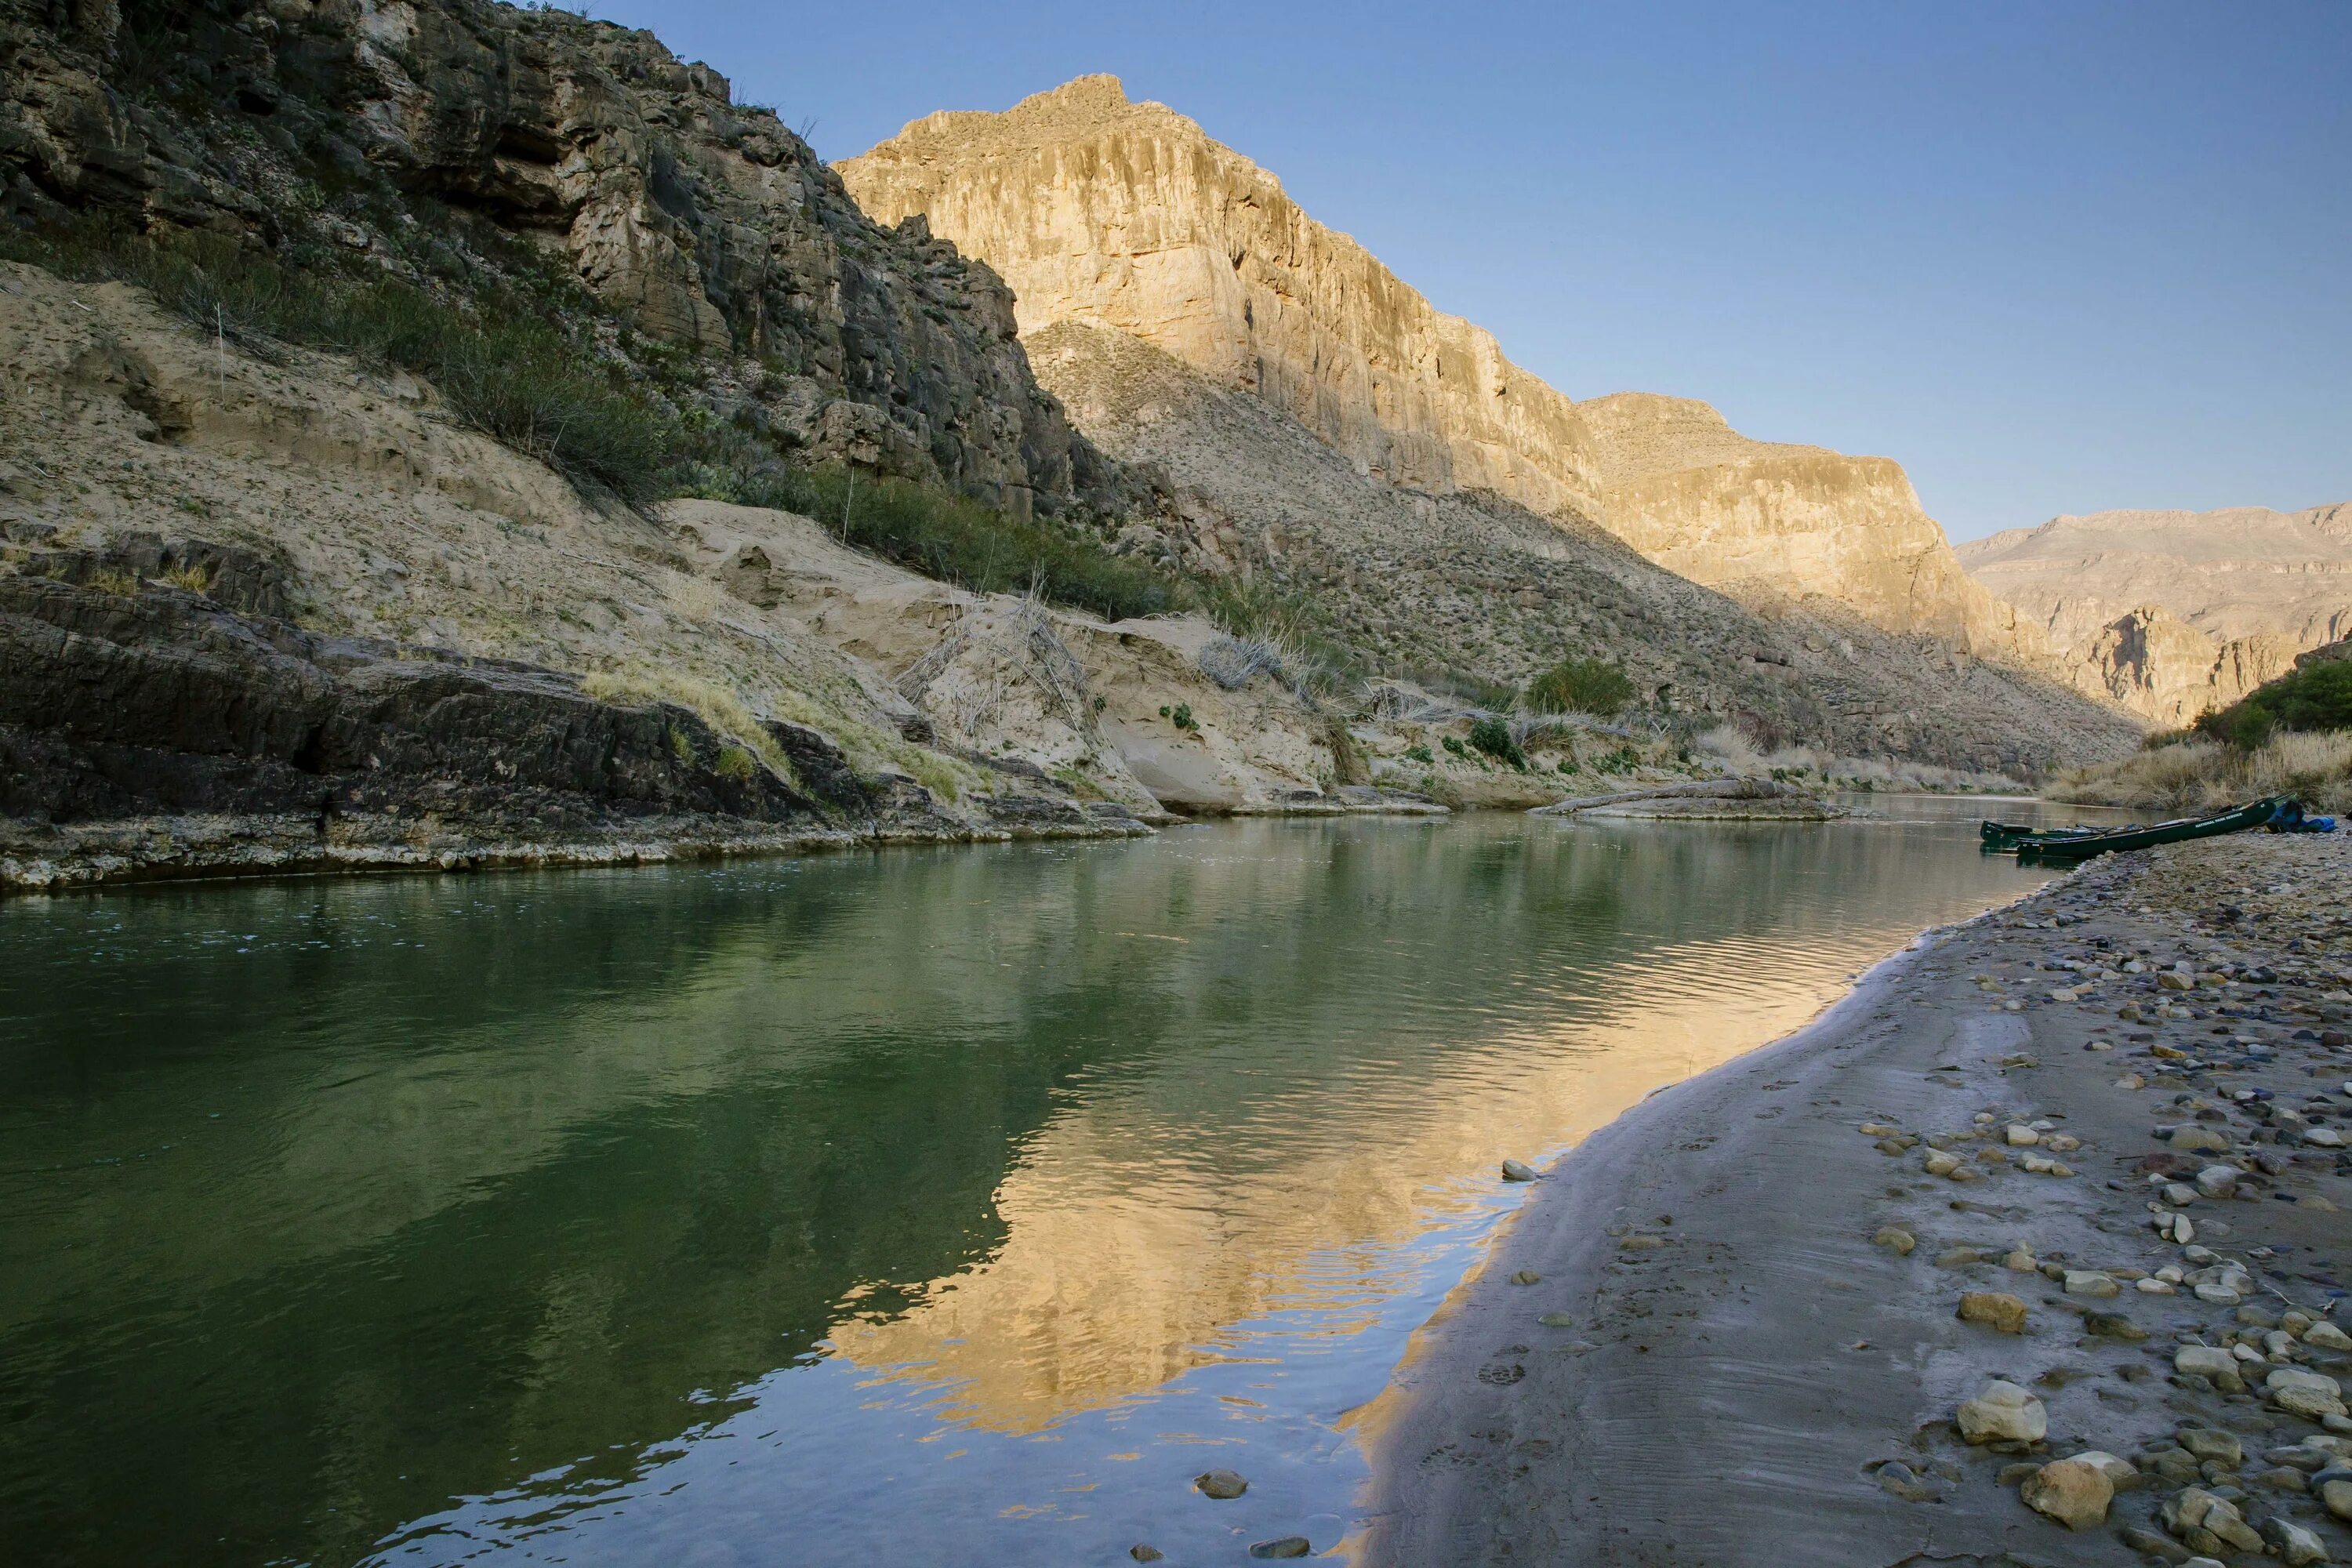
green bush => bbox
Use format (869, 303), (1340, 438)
(2195, 659), (2352, 749)
(1403, 743), (1433, 764)
(1525, 656), (1635, 717)
(1468, 717), (1526, 768)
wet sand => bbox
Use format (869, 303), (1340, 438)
(1363, 834), (2352, 1566)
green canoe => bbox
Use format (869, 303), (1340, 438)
(1985, 796), (2302, 864)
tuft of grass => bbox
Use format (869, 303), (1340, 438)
(713, 746), (757, 782)
(1525, 656), (1635, 717)
(581, 667), (798, 787)
(85, 567), (140, 596)
(2055, 728), (2351, 815)
(162, 561), (214, 594)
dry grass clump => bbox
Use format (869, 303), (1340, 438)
(580, 667), (799, 788)
(2052, 730), (2352, 814)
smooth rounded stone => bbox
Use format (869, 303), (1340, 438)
(2194, 1280), (2245, 1305)
(1508, 1269), (1544, 1285)
(2085, 1310), (2150, 1341)
(2163, 1486), (2266, 1553)
(2022, 1457), (2114, 1529)
(2269, 1367), (2348, 1420)
(2002, 1247), (2038, 1272)
(1195, 1468), (1248, 1500)
(2118, 1524), (2194, 1564)
(2176, 1346), (2248, 1392)
(2310, 1128), (2347, 1149)
(2178, 1428), (2245, 1467)
(1958, 1379), (2048, 1444)
(2307, 1322), (2352, 1352)
(2194, 1165), (2241, 1198)
(1874, 1225), (1917, 1255)
(1130, 1548), (1165, 1564)
(2263, 1516), (2331, 1566)
(1877, 1460), (1936, 1501)
(1501, 1158), (1540, 1181)
(1923, 1149), (1962, 1177)
(1959, 1290), (2030, 1334)
(1936, 1246), (1984, 1269)
(2117, 1072), (2149, 1089)
(1536, 1312), (1577, 1328)
(2063, 1269), (2122, 1298)
(2321, 1473), (2352, 1520)
(2164, 1181), (2202, 1207)
(2258, 1465), (2311, 1492)
(2007, 1123), (2042, 1146)
(2071, 1450), (2143, 1493)
(2172, 1127), (2232, 1153)
(1618, 1235), (1664, 1252)
(1249, 1537), (1312, 1559)
(2138, 1276), (2179, 1294)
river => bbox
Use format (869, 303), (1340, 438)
(0, 798), (2105, 1565)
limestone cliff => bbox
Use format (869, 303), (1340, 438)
(841, 77), (2039, 657)
(1580, 393), (2040, 655)
(840, 75), (1609, 524)
(1958, 503), (2352, 724)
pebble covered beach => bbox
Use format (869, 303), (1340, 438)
(1367, 832), (2352, 1566)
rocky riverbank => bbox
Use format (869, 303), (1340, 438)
(1363, 831), (2352, 1566)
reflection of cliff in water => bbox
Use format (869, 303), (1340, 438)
(0, 815), (2038, 1567)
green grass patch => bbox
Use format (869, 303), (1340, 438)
(1525, 656), (1635, 717)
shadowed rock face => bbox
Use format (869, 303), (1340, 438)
(0, 0), (1116, 517)
(1958, 503), (2352, 724)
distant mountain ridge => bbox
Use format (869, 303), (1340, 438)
(1958, 503), (2352, 725)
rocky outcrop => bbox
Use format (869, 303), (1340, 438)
(0, 525), (1159, 887)
(840, 75), (1609, 524)
(1580, 393), (2042, 653)
(0, 0), (1117, 517)
(1958, 503), (2352, 724)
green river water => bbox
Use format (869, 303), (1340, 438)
(0, 800), (2101, 1566)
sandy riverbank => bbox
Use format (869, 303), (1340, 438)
(1362, 833), (2352, 1566)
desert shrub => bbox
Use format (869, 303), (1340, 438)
(687, 462), (1181, 625)
(2195, 660), (2352, 749)
(2053, 728), (2352, 815)
(1403, 743), (1433, 765)
(1468, 716), (1526, 768)
(581, 668), (797, 786)
(713, 746), (757, 782)
(1526, 656), (1635, 717)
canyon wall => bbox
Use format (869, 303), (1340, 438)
(0, 0), (1118, 517)
(1959, 504), (2352, 724)
(843, 75), (2030, 655)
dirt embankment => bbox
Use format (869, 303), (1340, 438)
(1364, 832), (2352, 1566)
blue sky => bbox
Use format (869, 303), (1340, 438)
(583, 1), (2350, 541)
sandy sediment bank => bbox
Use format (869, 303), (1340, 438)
(1363, 833), (2352, 1566)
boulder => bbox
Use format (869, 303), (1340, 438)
(1958, 1380), (2047, 1444)
(2020, 1457), (2114, 1529)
